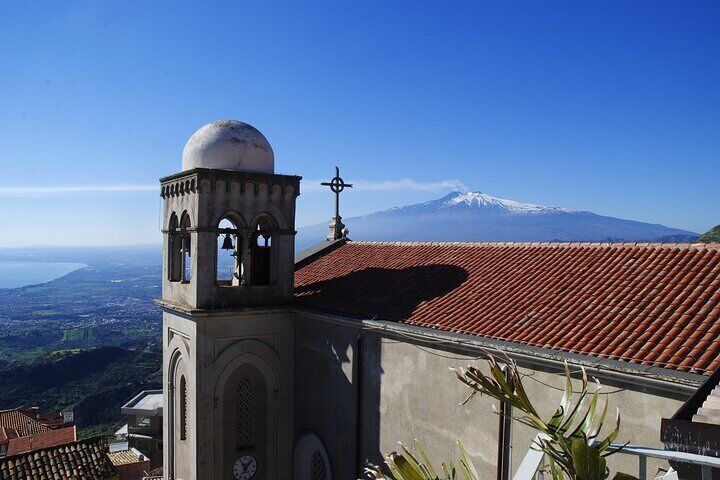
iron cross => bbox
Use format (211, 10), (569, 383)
(321, 166), (353, 219)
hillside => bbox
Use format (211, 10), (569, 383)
(297, 191), (698, 249)
(699, 225), (720, 242)
(0, 346), (161, 436)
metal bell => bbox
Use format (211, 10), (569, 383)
(221, 233), (234, 251)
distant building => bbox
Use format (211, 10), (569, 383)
(0, 435), (116, 479)
(157, 120), (720, 479)
(0, 407), (76, 458)
(119, 390), (163, 469)
(108, 448), (152, 480)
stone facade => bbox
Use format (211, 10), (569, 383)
(160, 165), (299, 480)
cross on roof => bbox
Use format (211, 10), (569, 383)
(321, 167), (352, 240)
(321, 166), (353, 221)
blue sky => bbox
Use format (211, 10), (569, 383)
(0, 1), (718, 246)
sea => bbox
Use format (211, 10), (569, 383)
(0, 261), (87, 289)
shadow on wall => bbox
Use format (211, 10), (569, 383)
(295, 264), (470, 321)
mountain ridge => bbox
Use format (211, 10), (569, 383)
(296, 191), (698, 249)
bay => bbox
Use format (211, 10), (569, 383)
(0, 261), (87, 289)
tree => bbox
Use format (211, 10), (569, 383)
(699, 225), (720, 243)
(366, 355), (636, 480)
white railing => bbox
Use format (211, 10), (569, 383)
(514, 434), (720, 480)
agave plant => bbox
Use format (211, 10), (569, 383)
(365, 438), (479, 480)
(453, 355), (636, 480)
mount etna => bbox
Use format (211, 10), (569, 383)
(296, 191), (698, 249)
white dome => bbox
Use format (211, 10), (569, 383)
(181, 120), (274, 173)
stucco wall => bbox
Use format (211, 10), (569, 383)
(293, 314), (360, 478)
(293, 312), (689, 479)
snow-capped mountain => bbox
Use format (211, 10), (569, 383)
(401, 191), (572, 214)
(296, 191), (698, 250)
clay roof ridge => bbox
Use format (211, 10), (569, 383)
(348, 241), (720, 250)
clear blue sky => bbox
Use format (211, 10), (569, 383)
(1, 1), (718, 246)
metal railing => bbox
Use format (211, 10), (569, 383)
(514, 434), (720, 480)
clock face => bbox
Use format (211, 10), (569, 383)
(233, 455), (257, 480)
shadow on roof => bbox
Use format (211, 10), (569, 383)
(295, 264), (469, 321)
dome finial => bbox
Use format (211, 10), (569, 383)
(182, 120), (274, 173)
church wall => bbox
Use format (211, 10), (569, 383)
(367, 333), (685, 478)
(365, 332), (500, 474)
(292, 312), (691, 479)
(510, 367), (683, 477)
(162, 311), (198, 480)
(293, 313), (361, 479)
(195, 310), (295, 480)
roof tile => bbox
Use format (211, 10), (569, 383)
(295, 242), (720, 373)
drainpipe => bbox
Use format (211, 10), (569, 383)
(355, 334), (364, 478)
(497, 367), (513, 480)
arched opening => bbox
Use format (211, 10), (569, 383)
(170, 352), (191, 480)
(180, 212), (192, 283)
(168, 213), (181, 282)
(294, 432), (332, 480)
(251, 215), (274, 286)
(216, 217), (242, 286)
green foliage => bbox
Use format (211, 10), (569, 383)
(365, 439), (478, 480)
(453, 356), (637, 480)
(61, 328), (96, 344)
(0, 346), (161, 435)
(699, 224), (720, 243)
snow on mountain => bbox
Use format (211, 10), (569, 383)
(425, 191), (571, 214)
(296, 191), (699, 250)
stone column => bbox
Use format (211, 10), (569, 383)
(327, 215), (346, 241)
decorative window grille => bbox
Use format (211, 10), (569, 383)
(180, 375), (187, 441)
(235, 378), (254, 449)
(310, 450), (328, 480)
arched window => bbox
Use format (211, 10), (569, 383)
(216, 217), (242, 286)
(168, 213), (181, 282)
(250, 216), (274, 286)
(235, 378), (254, 450)
(180, 375), (188, 441)
(179, 213), (192, 283)
(294, 432), (332, 480)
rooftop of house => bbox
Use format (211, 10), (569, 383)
(294, 241), (720, 375)
(108, 448), (147, 466)
(121, 389), (163, 417)
(0, 409), (51, 438)
(3, 426), (77, 457)
(0, 436), (116, 480)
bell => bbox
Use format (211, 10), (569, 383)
(221, 233), (234, 251)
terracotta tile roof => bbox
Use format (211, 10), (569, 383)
(108, 449), (142, 466)
(0, 410), (50, 437)
(0, 436), (116, 480)
(0, 427), (19, 443)
(5, 426), (77, 456)
(295, 241), (720, 374)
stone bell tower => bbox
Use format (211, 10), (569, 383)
(158, 120), (299, 480)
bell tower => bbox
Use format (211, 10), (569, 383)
(159, 120), (299, 480)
